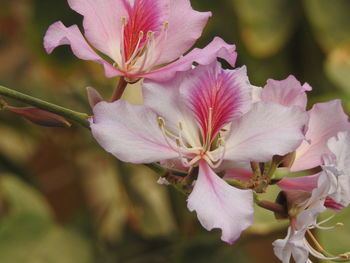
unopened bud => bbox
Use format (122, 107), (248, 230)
(86, 87), (103, 108)
(274, 152), (296, 168)
(7, 106), (71, 127)
(275, 190), (311, 219)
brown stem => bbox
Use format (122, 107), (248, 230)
(257, 200), (286, 214)
(111, 78), (128, 101)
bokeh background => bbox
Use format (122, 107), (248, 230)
(1, 0), (350, 262)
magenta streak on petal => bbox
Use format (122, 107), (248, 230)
(324, 196), (344, 211)
(123, 0), (163, 62)
(188, 69), (243, 144)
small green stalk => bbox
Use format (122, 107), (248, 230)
(0, 85), (90, 128)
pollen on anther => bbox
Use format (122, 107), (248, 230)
(147, 31), (155, 40)
(163, 21), (169, 31)
(157, 117), (165, 128)
(121, 16), (127, 25)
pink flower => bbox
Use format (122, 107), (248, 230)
(273, 172), (337, 263)
(249, 75), (350, 194)
(44, 0), (236, 82)
(90, 62), (308, 243)
(273, 169), (342, 263)
(323, 132), (350, 207)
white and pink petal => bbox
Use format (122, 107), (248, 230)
(143, 72), (202, 147)
(187, 161), (254, 244)
(90, 100), (178, 164)
(44, 21), (121, 78)
(277, 174), (320, 192)
(67, 0), (128, 63)
(155, 0), (211, 65)
(325, 131), (350, 207)
(224, 102), (308, 163)
(261, 75), (310, 109)
(137, 37), (237, 82)
(292, 100), (350, 172)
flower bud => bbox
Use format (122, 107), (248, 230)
(7, 106), (71, 127)
(275, 190), (311, 220)
(86, 87), (103, 108)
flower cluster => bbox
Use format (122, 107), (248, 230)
(44, 0), (350, 262)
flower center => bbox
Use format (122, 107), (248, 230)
(116, 0), (169, 78)
(117, 18), (168, 77)
(157, 116), (226, 169)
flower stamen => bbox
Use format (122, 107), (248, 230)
(125, 31), (144, 66)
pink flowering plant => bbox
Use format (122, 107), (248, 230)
(1, 1), (350, 262)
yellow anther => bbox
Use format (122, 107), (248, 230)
(179, 122), (183, 130)
(157, 117), (165, 128)
(176, 138), (181, 147)
(138, 31), (144, 39)
(121, 16), (127, 25)
(339, 253), (350, 259)
(147, 31), (155, 40)
(218, 137), (225, 146)
(163, 21), (169, 30)
(336, 222), (344, 227)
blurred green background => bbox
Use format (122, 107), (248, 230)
(1, 0), (350, 262)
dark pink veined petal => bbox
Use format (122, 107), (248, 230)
(44, 21), (122, 78)
(187, 161), (254, 244)
(123, 0), (169, 61)
(278, 174), (320, 192)
(292, 100), (350, 172)
(181, 62), (252, 143)
(261, 75), (310, 109)
(324, 196), (344, 211)
(136, 37), (237, 82)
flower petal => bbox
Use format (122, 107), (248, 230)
(180, 63), (252, 143)
(187, 161), (254, 244)
(44, 21), (121, 78)
(292, 100), (350, 171)
(224, 169), (253, 182)
(67, 0), (128, 63)
(90, 100), (178, 163)
(225, 102), (308, 163)
(155, 0), (211, 65)
(143, 71), (201, 147)
(278, 174), (320, 192)
(261, 75), (309, 109)
(326, 131), (350, 207)
(273, 228), (309, 263)
(137, 37), (237, 82)
(123, 0), (169, 62)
